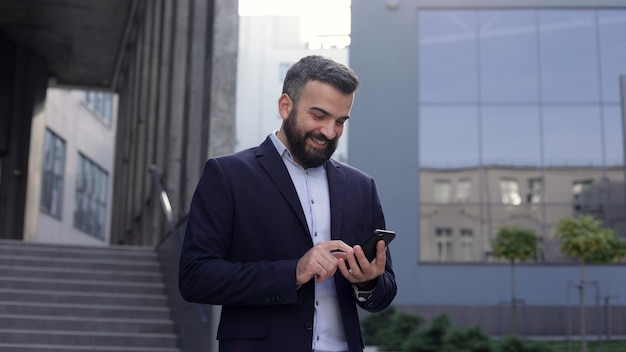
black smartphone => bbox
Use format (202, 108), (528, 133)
(360, 229), (396, 262)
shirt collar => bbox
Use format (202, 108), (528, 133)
(268, 132), (326, 171)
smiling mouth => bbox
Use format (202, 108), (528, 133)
(309, 136), (327, 146)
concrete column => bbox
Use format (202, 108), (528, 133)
(207, 0), (238, 160)
(0, 46), (47, 240)
(166, 0), (190, 220)
(145, 0), (165, 244)
(182, 0), (210, 210)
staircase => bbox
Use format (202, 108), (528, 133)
(0, 239), (180, 352)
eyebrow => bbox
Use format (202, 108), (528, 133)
(309, 106), (350, 120)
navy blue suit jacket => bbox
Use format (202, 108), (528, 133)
(179, 136), (396, 352)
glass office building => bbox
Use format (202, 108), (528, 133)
(417, 9), (626, 263)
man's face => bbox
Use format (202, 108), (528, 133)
(279, 81), (354, 169)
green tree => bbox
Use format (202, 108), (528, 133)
(496, 335), (555, 352)
(361, 307), (398, 346)
(491, 226), (540, 334)
(556, 215), (615, 352)
(376, 311), (424, 351)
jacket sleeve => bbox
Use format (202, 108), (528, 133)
(178, 158), (300, 307)
(356, 178), (397, 312)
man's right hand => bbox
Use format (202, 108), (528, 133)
(296, 240), (353, 286)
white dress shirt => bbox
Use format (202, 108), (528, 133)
(270, 132), (349, 352)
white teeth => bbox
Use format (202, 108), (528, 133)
(311, 137), (326, 145)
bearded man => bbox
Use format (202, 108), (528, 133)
(179, 55), (397, 352)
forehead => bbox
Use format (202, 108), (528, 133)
(298, 80), (354, 113)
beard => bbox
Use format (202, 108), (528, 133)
(283, 109), (338, 169)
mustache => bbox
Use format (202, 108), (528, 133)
(306, 132), (337, 144)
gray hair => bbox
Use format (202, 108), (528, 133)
(282, 55), (360, 104)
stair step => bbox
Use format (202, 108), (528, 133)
(0, 239), (157, 261)
(0, 301), (171, 319)
(0, 343), (180, 352)
(0, 265), (163, 283)
(0, 314), (175, 333)
(0, 288), (168, 306)
(0, 329), (178, 348)
(0, 240), (180, 351)
(0, 276), (165, 294)
(0, 254), (160, 272)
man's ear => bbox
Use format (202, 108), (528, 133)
(278, 93), (292, 120)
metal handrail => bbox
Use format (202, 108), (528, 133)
(149, 165), (209, 322)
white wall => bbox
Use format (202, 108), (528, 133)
(236, 15), (350, 161)
(26, 88), (117, 246)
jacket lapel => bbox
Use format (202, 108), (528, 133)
(256, 137), (310, 236)
(326, 159), (345, 240)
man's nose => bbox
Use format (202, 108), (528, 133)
(320, 120), (337, 140)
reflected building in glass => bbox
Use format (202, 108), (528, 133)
(418, 9), (626, 263)
(350, 1), (626, 335)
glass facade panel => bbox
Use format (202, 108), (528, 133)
(542, 106), (603, 166)
(482, 106), (541, 166)
(604, 106), (625, 166)
(418, 11), (478, 103)
(419, 204), (485, 262)
(417, 8), (626, 264)
(598, 10), (626, 103)
(539, 10), (600, 103)
(479, 10), (539, 103)
(419, 106), (479, 168)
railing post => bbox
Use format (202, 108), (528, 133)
(149, 165), (209, 323)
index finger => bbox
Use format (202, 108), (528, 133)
(318, 240), (353, 253)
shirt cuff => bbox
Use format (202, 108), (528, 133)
(352, 283), (375, 302)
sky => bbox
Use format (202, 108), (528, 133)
(238, 0), (351, 38)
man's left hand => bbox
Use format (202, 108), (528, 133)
(336, 240), (386, 288)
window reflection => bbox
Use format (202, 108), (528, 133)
(434, 180), (452, 203)
(542, 106), (603, 166)
(539, 10), (600, 103)
(418, 11), (478, 103)
(604, 106), (625, 166)
(417, 8), (626, 264)
(419, 106), (479, 168)
(479, 10), (539, 103)
(482, 106), (541, 166)
(499, 177), (522, 205)
(598, 10), (626, 103)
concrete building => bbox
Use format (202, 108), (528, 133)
(349, 0), (626, 335)
(0, 0), (239, 248)
(236, 12), (350, 160)
(24, 89), (118, 246)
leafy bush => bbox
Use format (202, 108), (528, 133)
(376, 311), (424, 351)
(361, 307), (399, 346)
(362, 308), (558, 352)
(496, 335), (555, 352)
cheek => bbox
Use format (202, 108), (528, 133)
(334, 124), (345, 138)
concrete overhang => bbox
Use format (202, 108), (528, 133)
(0, 0), (136, 90)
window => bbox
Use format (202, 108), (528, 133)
(573, 179), (593, 213)
(459, 228), (474, 261)
(499, 178), (521, 205)
(279, 62), (291, 82)
(456, 178), (471, 202)
(435, 227), (453, 261)
(40, 129), (66, 217)
(84, 91), (113, 124)
(434, 180), (452, 203)
(74, 154), (109, 240)
(417, 8), (626, 263)
(527, 177), (543, 204)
